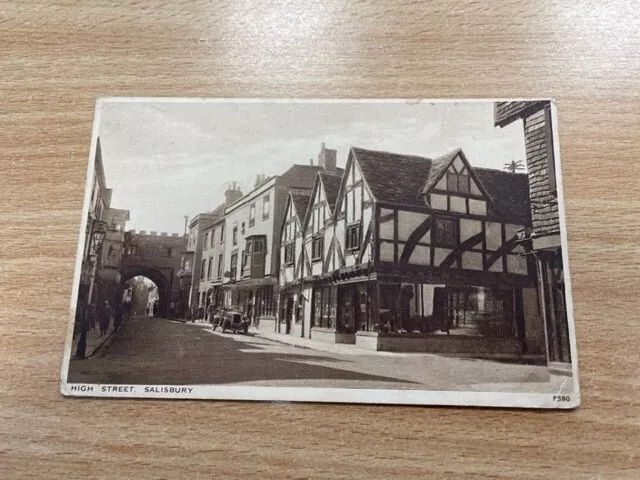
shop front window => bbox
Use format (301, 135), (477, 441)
(313, 286), (336, 329)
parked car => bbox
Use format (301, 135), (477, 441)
(213, 308), (250, 334)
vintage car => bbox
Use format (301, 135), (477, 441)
(212, 308), (250, 334)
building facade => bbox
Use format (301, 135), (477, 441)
(279, 146), (546, 358)
(78, 137), (112, 310)
(182, 212), (217, 316)
(222, 147), (331, 332)
(96, 207), (130, 306)
(198, 216), (226, 314)
(121, 231), (186, 317)
(495, 101), (572, 368)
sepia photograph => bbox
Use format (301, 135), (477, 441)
(60, 98), (579, 408)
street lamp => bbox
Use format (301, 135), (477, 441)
(87, 220), (108, 307)
(91, 220), (107, 256)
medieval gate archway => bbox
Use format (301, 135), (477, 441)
(120, 231), (186, 318)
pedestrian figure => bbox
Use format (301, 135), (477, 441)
(98, 300), (112, 336)
(395, 285), (414, 333)
(207, 302), (215, 324)
(113, 302), (124, 331)
(74, 303), (90, 359)
(153, 300), (159, 317)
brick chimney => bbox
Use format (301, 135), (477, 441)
(318, 142), (336, 171)
(224, 181), (243, 205)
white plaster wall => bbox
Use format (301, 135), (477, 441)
(410, 245), (430, 265)
(398, 210), (426, 242)
(430, 193), (447, 211)
(469, 199), (487, 216)
(433, 247), (450, 266)
(485, 222), (502, 250)
(462, 251), (483, 270)
(380, 242), (394, 262)
(460, 218), (482, 242)
(450, 195), (466, 213)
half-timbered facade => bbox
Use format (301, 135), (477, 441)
(278, 191), (312, 337)
(281, 146), (545, 359)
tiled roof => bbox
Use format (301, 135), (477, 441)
(280, 164), (325, 190)
(319, 168), (344, 212)
(352, 146), (531, 224)
(290, 192), (312, 223)
(351, 148), (433, 207)
(474, 168), (531, 224)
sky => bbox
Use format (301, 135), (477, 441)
(97, 100), (525, 233)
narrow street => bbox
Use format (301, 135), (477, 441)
(67, 316), (566, 393)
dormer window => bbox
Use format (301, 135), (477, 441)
(446, 173), (470, 194)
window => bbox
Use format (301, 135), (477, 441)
(284, 242), (295, 265)
(434, 217), (457, 248)
(240, 249), (247, 275)
(230, 253), (238, 280)
(263, 194), (270, 219)
(312, 235), (323, 261)
(253, 237), (265, 267)
(217, 254), (223, 279)
(232, 225), (238, 245)
(204, 232), (209, 249)
(262, 286), (274, 317)
(544, 105), (557, 193)
(242, 242), (253, 277)
(241, 222), (245, 235)
(249, 203), (256, 227)
(446, 173), (470, 194)
(346, 223), (360, 250)
(166, 247), (172, 257)
(284, 219), (296, 242)
(313, 286), (336, 329)
(220, 223), (225, 244)
(200, 259), (206, 280)
(207, 257), (213, 279)
(210, 230), (215, 248)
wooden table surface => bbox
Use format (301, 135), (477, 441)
(1, 1), (639, 478)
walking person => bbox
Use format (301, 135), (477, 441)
(74, 302), (90, 359)
(98, 300), (112, 337)
(113, 302), (124, 331)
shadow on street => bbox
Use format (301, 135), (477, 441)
(67, 316), (415, 386)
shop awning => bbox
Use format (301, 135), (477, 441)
(222, 277), (277, 290)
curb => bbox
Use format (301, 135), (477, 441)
(88, 327), (117, 358)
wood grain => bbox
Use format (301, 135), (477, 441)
(1, 1), (639, 478)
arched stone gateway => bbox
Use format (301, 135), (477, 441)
(121, 266), (170, 317)
(120, 231), (187, 318)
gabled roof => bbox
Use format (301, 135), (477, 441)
(290, 192), (312, 224)
(474, 168), (531, 224)
(421, 149), (462, 194)
(350, 148), (433, 207)
(318, 168), (344, 212)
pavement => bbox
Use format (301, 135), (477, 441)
(70, 324), (115, 360)
(66, 315), (574, 395)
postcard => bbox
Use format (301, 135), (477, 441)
(60, 98), (579, 408)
